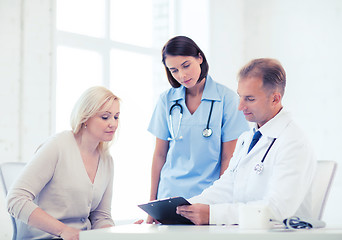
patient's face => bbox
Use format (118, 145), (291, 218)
(86, 100), (120, 142)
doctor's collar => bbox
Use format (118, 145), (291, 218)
(254, 108), (290, 139)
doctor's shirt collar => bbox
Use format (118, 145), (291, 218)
(256, 108), (292, 139)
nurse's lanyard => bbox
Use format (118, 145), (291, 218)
(254, 138), (277, 174)
(168, 100), (215, 141)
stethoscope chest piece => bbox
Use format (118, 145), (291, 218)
(253, 138), (277, 175)
(202, 128), (213, 137)
(254, 162), (264, 174)
(202, 100), (215, 138)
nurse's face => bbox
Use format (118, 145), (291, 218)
(85, 100), (120, 142)
(164, 55), (203, 88)
(237, 77), (280, 128)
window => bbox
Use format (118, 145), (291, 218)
(56, 0), (172, 220)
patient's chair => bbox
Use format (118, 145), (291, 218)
(0, 162), (26, 240)
(311, 160), (337, 220)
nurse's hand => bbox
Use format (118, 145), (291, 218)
(146, 215), (160, 224)
(176, 203), (209, 225)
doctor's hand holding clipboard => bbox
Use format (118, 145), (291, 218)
(146, 36), (249, 224)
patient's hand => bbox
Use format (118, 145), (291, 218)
(60, 226), (81, 240)
(134, 219), (144, 224)
(176, 203), (209, 225)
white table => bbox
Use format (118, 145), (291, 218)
(80, 224), (342, 240)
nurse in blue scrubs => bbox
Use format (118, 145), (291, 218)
(147, 36), (249, 223)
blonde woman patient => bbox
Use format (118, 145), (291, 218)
(7, 86), (119, 240)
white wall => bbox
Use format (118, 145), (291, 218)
(209, 0), (342, 225)
(173, 0), (210, 55)
(0, 0), (54, 165)
(0, 1), (53, 237)
(0, 0), (22, 165)
(209, 0), (245, 90)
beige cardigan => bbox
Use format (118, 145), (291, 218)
(7, 131), (115, 240)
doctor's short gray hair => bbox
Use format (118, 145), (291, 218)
(238, 58), (286, 96)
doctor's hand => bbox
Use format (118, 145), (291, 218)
(176, 203), (209, 225)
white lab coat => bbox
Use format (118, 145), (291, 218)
(189, 109), (316, 225)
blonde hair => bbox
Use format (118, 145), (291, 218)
(70, 86), (120, 156)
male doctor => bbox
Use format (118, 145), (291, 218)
(177, 58), (316, 225)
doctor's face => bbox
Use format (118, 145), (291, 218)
(164, 55), (203, 89)
(237, 77), (278, 128)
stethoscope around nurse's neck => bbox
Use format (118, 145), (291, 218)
(167, 100), (215, 141)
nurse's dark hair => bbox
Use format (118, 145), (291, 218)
(162, 36), (209, 88)
(238, 58), (286, 96)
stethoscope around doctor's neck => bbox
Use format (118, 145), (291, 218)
(237, 136), (277, 174)
(168, 100), (215, 141)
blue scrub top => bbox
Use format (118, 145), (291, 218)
(148, 75), (249, 199)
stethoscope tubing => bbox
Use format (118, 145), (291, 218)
(231, 137), (277, 174)
(168, 100), (214, 140)
(260, 138), (276, 163)
(206, 101), (214, 130)
(254, 137), (277, 174)
(169, 100), (183, 115)
(168, 100), (183, 141)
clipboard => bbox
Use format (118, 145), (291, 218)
(138, 197), (194, 225)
